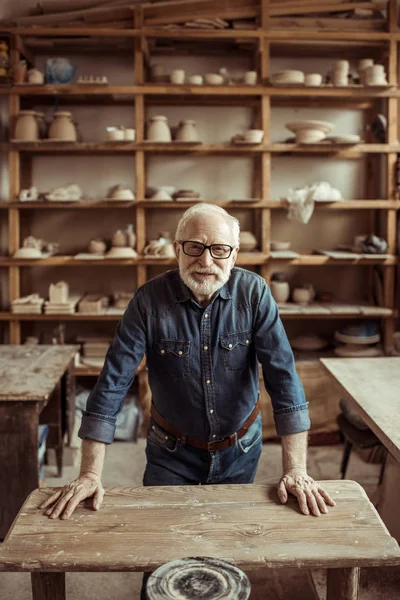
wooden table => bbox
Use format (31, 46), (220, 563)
(0, 483), (399, 600)
(0, 345), (78, 539)
(321, 357), (400, 541)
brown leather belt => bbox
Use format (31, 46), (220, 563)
(150, 397), (260, 452)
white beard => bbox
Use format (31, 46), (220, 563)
(181, 266), (230, 298)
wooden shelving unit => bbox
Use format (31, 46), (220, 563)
(1, 0), (399, 364)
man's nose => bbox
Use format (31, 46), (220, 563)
(198, 248), (214, 266)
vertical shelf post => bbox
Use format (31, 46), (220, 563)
(259, 31), (271, 284)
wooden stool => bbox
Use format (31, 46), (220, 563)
(146, 557), (251, 599)
(0, 483), (399, 600)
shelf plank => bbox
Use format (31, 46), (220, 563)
(267, 200), (400, 209)
(0, 201), (138, 209)
(269, 254), (398, 266)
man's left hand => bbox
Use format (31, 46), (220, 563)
(277, 472), (336, 516)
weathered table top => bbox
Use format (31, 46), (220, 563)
(0, 345), (79, 402)
(321, 358), (400, 462)
(0, 483), (399, 572)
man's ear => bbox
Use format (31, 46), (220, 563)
(231, 246), (239, 266)
(173, 240), (180, 260)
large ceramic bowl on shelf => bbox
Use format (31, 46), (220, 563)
(285, 120), (335, 134)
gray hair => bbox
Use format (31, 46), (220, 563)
(175, 203), (240, 245)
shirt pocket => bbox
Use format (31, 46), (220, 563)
(154, 339), (190, 380)
(220, 330), (252, 372)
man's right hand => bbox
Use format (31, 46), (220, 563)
(40, 473), (105, 520)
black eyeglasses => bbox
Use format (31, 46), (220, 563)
(179, 241), (234, 259)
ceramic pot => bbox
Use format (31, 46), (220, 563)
(244, 71), (257, 85)
(12, 60), (27, 84)
(270, 281), (290, 303)
(175, 119), (199, 142)
(27, 68), (44, 84)
(14, 110), (39, 141)
(88, 238), (106, 255)
(112, 230), (127, 247)
(157, 243), (175, 258)
(239, 231), (257, 252)
(147, 115), (171, 142)
(170, 69), (185, 84)
(292, 287), (313, 305)
(48, 111), (77, 141)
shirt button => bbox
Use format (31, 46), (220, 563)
(204, 314), (209, 319)
(164, 436), (169, 440)
(160, 349), (165, 354)
(178, 351), (183, 356)
(246, 340), (250, 345)
(203, 346), (208, 351)
(212, 434), (216, 439)
(206, 379), (211, 384)
(210, 409), (214, 414)
(228, 343), (233, 349)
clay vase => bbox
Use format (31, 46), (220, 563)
(48, 111), (77, 141)
(88, 238), (106, 255)
(112, 230), (127, 247)
(147, 115), (172, 142)
(270, 281), (290, 303)
(12, 60), (27, 84)
(125, 224), (136, 249)
(239, 231), (257, 252)
(14, 110), (39, 141)
(175, 119), (199, 142)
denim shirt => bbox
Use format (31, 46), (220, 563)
(78, 267), (310, 444)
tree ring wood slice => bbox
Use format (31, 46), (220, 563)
(146, 557), (251, 600)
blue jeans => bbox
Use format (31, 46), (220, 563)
(140, 413), (262, 599)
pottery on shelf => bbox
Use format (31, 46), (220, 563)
(11, 60), (27, 84)
(14, 110), (39, 141)
(292, 284), (316, 305)
(189, 75), (203, 85)
(106, 247), (137, 259)
(27, 68), (44, 84)
(243, 70), (257, 85)
(112, 229), (127, 247)
(48, 111), (77, 141)
(125, 224), (136, 248)
(144, 232), (175, 258)
(270, 240), (291, 251)
(239, 231), (257, 252)
(304, 73), (322, 87)
(244, 129), (264, 143)
(170, 69), (185, 84)
(107, 184), (135, 201)
(49, 281), (69, 304)
(88, 238), (107, 255)
(106, 127), (125, 141)
(270, 280), (290, 303)
(204, 73), (224, 85)
(175, 120), (199, 142)
(149, 189), (173, 201)
(19, 187), (38, 202)
(147, 115), (172, 142)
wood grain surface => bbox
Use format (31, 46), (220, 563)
(0, 345), (79, 401)
(0, 482), (399, 573)
(320, 358), (400, 462)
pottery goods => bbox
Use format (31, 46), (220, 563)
(76, 75), (108, 85)
(49, 281), (69, 304)
(27, 68), (44, 84)
(12, 60), (27, 84)
(296, 129), (326, 144)
(270, 280), (290, 303)
(106, 247), (137, 258)
(326, 134), (360, 145)
(189, 75), (203, 85)
(48, 111), (77, 141)
(334, 344), (381, 358)
(244, 70), (257, 85)
(365, 64), (388, 85)
(286, 120), (334, 144)
(304, 73), (322, 87)
(19, 187), (38, 202)
(334, 322), (380, 345)
(149, 189), (173, 201)
(243, 129), (264, 143)
(270, 70), (304, 85)
(144, 236), (175, 258)
(107, 184), (135, 201)
(175, 119), (199, 142)
(106, 127), (125, 141)
(331, 60), (349, 86)
(239, 230), (257, 251)
(358, 58), (374, 84)
(14, 110), (39, 141)
(88, 238), (106, 255)
(112, 229), (127, 247)
(147, 115), (172, 142)
(124, 128), (135, 141)
(204, 73), (224, 85)
(170, 69), (185, 84)
(270, 240), (291, 251)
(291, 334), (329, 351)
(292, 285), (315, 305)
(45, 58), (75, 84)
(125, 224), (136, 248)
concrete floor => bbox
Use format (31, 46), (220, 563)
(0, 440), (398, 599)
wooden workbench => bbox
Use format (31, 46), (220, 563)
(321, 357), (400, 542)
(0, 345), (78, 539)
(0, 483), (399, 600)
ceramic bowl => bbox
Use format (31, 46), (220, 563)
(108, 188), (135, 200)
(204, 73), (224, 85)
(270, 240), (291, 251)
(14, 247), (42, 259)
(296, 129), (326, 144)
(189, 75), (203, 85)
(244, 129), (264, 143)
(304, 73), (322, 87)
(286, 120), (335, 134)
(106, 247), (137, 258)
(150, 189), (173, 201)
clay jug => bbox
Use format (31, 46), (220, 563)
(14, 110), (39, 141)
(48, 111), (77, 141)
(147, 115), (171, 142)
(112, 230), (127, 247)
(175, 119), (199, 142)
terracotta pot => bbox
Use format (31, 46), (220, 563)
(240, 231), (257, 252)
(147, 115), (171, 142)
(14, 110), (39, 141)
(48, 111), (77, 141)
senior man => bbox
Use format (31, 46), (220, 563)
(42, 202), (334, 519)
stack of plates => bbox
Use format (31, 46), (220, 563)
(270, 70), (304, 86)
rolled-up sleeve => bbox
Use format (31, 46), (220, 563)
(253, 282), (311, 436)
(78, 292), (147, 444)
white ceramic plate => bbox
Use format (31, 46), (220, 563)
(325, 135), (360, 144)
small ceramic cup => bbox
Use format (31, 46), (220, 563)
(304, 73), (322, 87)
(244, 71), (257, 85)
(124, 128), (136, 141)
(244, 129), (264, 143)
(170, 69), (185, 84)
